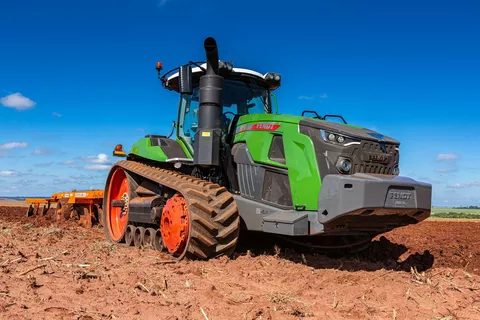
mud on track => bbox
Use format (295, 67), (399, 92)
(1, 205), (479, 319)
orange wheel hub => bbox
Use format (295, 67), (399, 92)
(107, 168), (130, 241)
(161, 194), (190, 255)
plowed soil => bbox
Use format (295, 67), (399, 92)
(1, 205), (479, 320)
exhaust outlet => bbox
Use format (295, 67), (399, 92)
(193, 37), (224, 166)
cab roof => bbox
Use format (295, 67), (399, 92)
(163, 62), (281, 92)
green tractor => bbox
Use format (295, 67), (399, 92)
(104, 37), (432, 260)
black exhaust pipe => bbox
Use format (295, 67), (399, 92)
(193, 37), (224, 166)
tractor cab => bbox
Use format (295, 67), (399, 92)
(159, 61), (281, 153)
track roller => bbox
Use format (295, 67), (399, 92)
(134, 226), (145, 248)
(153, 229), (164, 252)
(143, 228), (157, 250)
(125, 225), (136, 246)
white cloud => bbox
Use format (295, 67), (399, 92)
(447, 181), (480, 189)
(85, 164), (111, 170)
(0, 142), (28, 150)
(52, 112), (62, 118)
(0, 92), (36, 110)
(299, 96), (314, 100)
(32, 148), (51, 155)
(435, 167), (457, 173)
(436, 154), (459, 162)
(13, 179), (39, 185)
(34, 162), (54, 167)
(0, 152), (6, 157)
(82, 153), (111, 164)
(136, 128), (145, 132)
(54, 178), (90, 185)
(0, 170), (20, 177)
(417, 176), (444, 184)
(448, 183), (469, 189)
(81, 153), (112, 170)
(299, 93), (327, 100)
(59, 159), (79, 168)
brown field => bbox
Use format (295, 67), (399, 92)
(1, 205), (479, 320)
(0, 200), (30, 207)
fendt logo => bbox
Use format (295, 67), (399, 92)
(251, 123), (280, 131)
(235, 122), (281, 134)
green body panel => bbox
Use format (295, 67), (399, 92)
(176, 138), (193, 158)
(233, 113), (321, 210)
(129, 137), (193, 162)
(129, 138), (169, 162)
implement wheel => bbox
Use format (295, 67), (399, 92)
(104, 167), (138, 243)
(56, 199), (71, 221)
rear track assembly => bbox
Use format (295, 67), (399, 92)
(105, 160), (241, 260)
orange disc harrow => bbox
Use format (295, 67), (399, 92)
(107, 168), (130, 241)
(161, 194), (190, 256)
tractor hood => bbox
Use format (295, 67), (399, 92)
(299, 118), (400, 145)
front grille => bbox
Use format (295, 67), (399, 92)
(354, 163), (393, 174)
(362, 141), (396, 153)
(298, 124), (400, 179)
(352, 141), (398, 174)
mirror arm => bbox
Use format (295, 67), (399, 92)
(270, 93), (279, 114)
(167, 121), (176, 139)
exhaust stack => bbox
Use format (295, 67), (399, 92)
(193, 37), (224, 166)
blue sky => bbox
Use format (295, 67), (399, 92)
(0, 0), (479, 206)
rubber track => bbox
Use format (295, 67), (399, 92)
(113, 160), (240, 260)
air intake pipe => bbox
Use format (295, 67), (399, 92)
(193, 37), (224, 166)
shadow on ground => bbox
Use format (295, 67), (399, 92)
(233, 231), (434, 273)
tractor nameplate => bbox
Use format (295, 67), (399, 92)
(385, 189), (416, 208)
(367, 154), (391, 164)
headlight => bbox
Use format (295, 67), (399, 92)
(392, 166), (400, 175)
(320, 129), (359, 146)
(336, 158), (352, 173)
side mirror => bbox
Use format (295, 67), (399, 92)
(179, 64), (193, 94)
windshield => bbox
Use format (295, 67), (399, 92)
(178, 79), (271, 152)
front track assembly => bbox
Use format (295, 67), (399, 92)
(103, 160), (241, 260)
